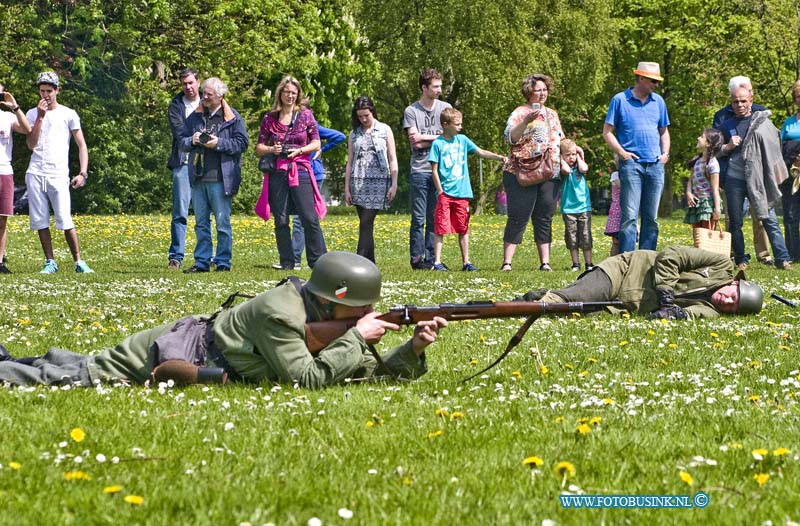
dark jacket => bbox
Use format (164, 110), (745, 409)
(167, 92), (194, 169)
(713, 102), (766, 183)
(180, 99), (249, 196)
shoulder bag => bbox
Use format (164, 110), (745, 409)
(510, 108), (555, 187)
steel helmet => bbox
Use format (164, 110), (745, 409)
(305, 251), (382, 307)
(737, 279), (763, 314)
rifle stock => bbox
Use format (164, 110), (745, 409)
(304, 300), (623, 355)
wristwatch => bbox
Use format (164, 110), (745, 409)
(78, 171), (88, 179)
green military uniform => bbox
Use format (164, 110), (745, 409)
(540, 246), (736, 319)
(1, 281), (426, 387)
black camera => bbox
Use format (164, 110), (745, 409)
(198, 131), (213, 144)
(279, 144), (291, 159)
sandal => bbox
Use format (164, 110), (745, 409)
(500, 262), (512, 271)
(539, 263), (552, 272)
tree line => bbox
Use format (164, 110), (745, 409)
(0, 0), (798, 214)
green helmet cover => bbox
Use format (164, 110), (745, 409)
(305, 251), (382, 307)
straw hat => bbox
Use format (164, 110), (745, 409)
(633, 62), (663, 81)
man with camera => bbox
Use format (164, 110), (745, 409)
(0, 83), (32, 274)
(166, 68), (201, 270)
(180, 77), (249, 273)
(25, 72), (94, 274)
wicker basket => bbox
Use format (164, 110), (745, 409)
(693, 224), (731, 256)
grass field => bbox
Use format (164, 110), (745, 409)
(1, 212), (799, 526)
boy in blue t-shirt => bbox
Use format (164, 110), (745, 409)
(428, 108), (506, 271)
(559, 139), (594, 271)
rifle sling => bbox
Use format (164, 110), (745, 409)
(460, 313), (540, 383)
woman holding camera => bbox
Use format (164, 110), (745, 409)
(344, 96), (398, 263)
(256, 76), (324, 269)
(500, 73), (563, 272)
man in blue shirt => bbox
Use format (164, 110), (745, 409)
(602, 61), (671, 253)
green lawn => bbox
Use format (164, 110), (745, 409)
(1, 213), (798, 526)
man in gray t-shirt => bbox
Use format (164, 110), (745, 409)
(402, 68), (452, 269)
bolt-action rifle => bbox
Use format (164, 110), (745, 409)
(305, 300), (623, 381)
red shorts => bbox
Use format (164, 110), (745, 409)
(434, 193), (470, 235)
(0, 174), (13, 216)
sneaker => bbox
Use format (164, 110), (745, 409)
(74, 260), (95, 273)
(411, 258), (434, 270)
(539, 263), (552, 272)
(272, 262), (299, 270)
(271, 263), (284, 270)
(0, 260), (11, 274)
(183, 265), (209, 273)
(40, 259), (59, 274)
(215, 266), (231, 272)
(777, 261), (792, 270)
(461, 262), (479, 271)
(293, 262), (302, 270)
(758, 256), (773, 266)
(585, 264), (596, 272)
(432, 262), (449, 271)
(168, 259), (181, 270)
(571, 264), (580, 272)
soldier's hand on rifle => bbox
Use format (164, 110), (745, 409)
(411, 317), (448, 356)
(356, 311), (400, 345)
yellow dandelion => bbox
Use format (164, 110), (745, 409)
(752, 448), (768, 460)
(435, 408), (449, 418)
(365, 421), (375, 428)
(426, 430), (444, 439)
(70, 428), (85, 442)
(579, 370), (588, 377)
(780, 345), (790, 351)
(103, 485), (123, 494)
(647, 329), (655, 336)
(748, 395), (760, 402)
(749, 361), (761, 369)
(602, 398), (615, 405)
(587, 357), (597, 364)
(124, 495), (144, 505)
(450, 411), (465, 420)
(554, 416), (564, 423)
(554, 461), (576, 479)
(402, 476), (413, 486)
(589, 416), (602, 426)
(735, 331), (743, 337)
(563, 363), (574, 370)
(64, 471), (92, 481)
(710, 332), (719, 338)
(9, 461), (21, 470)
(511, 370), (522, 378)
(469, 358), (479, 365)
(578, 417), (589, 423)
(679, 471), (694, 486)
(522, 456), (544, 468)
(754, 473), (770, 487)
(772, 447), (790, 457)
(668, 343), (677, 349)
(576, 424), (591, 435)
(540, 366), (549, 375)
(619, 340), (629, 347)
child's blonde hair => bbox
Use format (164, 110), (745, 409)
(440, 107), (462, 126)
(560, 139), (577, 154)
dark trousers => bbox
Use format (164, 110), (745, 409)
(502, 172), (558, 245)
(269, 173), (326, 268)
(356, 206), (379, 262)
(553, 267), (614, 302)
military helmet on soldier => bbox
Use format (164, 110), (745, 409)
(737, 279), (763, 314)
(305, 251), (382, 307)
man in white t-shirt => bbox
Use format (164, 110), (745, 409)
(0, 83), (32, 274)
(25, 71), (93, 274)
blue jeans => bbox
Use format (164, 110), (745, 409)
(168, 165), (192, 262)
(618, 160), (664, 252)
(291, 181), (327, 264)
(781, 179), (800, 261)
(191, 181), (232, 270)
(725, 177), (789, 265)
(409, 171), (437, 264)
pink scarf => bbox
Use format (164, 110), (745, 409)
(254, 155), (327, 221)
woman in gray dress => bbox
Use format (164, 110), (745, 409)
(344, 96), (398, 262)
